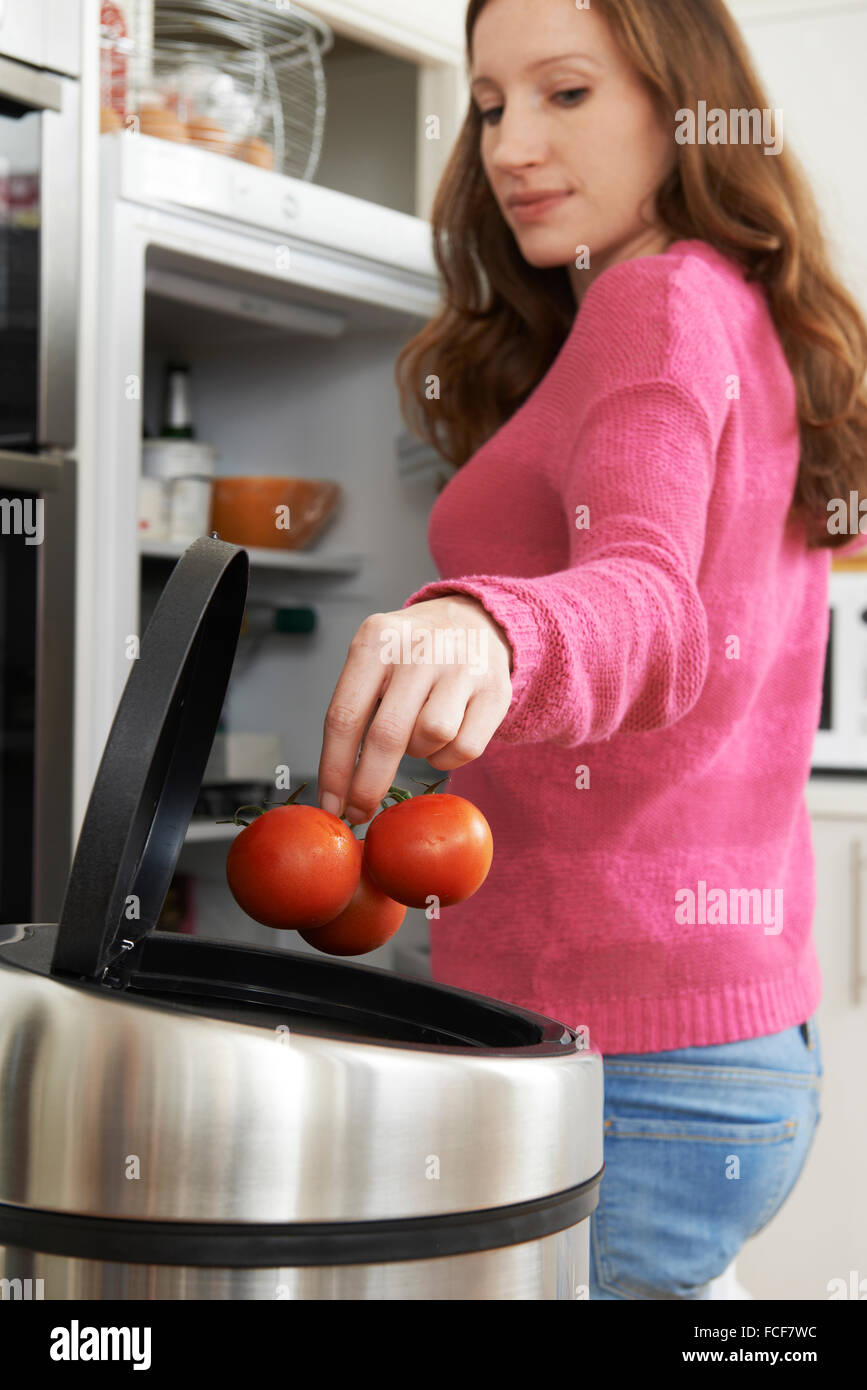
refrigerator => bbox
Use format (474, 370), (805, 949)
(88, 127), (448, 972)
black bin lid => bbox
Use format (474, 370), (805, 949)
(51, 535), (249, 981)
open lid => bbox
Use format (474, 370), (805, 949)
(51, 535), (249, 982)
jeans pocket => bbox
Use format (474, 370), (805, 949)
(593, 1114), (800, 1299)
(753, 1088), (821, 1234)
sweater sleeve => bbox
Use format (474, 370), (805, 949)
(401, 258), (727, 748)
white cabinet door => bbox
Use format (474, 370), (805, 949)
(0, 0), (46, 67)
(306, 1), (467, 63)
(0, 0), (80, 75)
(735, 816), (867, 1299)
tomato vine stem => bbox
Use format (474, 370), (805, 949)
(411, 777), (450, 795)
(216, 782), (309, 827)
(217, 775), (451, 831)
(377, 776), (450, 812)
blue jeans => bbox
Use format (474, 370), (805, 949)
(589, 1017), (823, 1299)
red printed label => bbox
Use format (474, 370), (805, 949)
(100, 2), (129, 119)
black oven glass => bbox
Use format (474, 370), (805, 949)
(0, 100), (40, 452)
(819, 607), (832, 732)
(0, 492), (37, 922)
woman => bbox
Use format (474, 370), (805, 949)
(316, 0), (867, 1298)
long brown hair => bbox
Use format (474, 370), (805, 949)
(395, 0), (867, 549)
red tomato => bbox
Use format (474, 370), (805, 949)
(298, 864), (406, 956)
(363, 793), (493, 909)
(226, 805), (361, 929)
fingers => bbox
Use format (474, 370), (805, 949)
(340, 676), (504, 820)
(405, 674), (475, 761)
(339, 665), (437, 823)
(317, 619), (391, 819)
(318, 603), (514, 823)
(425, 687), (514, 770)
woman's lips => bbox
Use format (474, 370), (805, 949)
(510, 191), (573, 222)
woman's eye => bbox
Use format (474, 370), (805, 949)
(478, 88), (589, 126)
(555, 87), (589, 107)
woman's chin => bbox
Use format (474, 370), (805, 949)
(512, 235), (581, 270)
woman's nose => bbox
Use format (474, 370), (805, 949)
(487, 100), (550, 173)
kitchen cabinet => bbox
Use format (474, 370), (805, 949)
(303, 1), (466, 64)
(0, 0), (80, 76)
(733, 788), (867, 1299)
(304, 7), (468, 221)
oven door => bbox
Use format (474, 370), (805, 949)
(0, 52), (78, 482)
(0, 47), (79, 922)
(813, 575), (867, 774)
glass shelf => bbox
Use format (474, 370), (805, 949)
(139, 536), (363, 575)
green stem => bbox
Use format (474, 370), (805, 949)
(276, 783), (308, 806)
(215, 803), (269, 828)
(380, 783), (411, 810)
(410, 776), (450, 795)
(216, 782), (309, 828)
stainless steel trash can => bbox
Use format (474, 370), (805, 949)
(0, 536), (603, 1300)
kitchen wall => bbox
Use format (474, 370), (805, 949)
(734, 0), (867, 310)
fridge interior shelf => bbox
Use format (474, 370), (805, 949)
(139, 536), (363, 575)
(184, 820), (245, 844)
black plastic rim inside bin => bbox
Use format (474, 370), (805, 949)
(0, 922), (574, 1051)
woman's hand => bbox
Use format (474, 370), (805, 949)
(317, 594), (514, 824)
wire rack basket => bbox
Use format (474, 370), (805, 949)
(100, 0), (334, 182)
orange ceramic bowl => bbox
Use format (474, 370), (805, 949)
(209, 476), (342, 551)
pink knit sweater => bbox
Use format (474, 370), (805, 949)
(402, 238), (827, 1054)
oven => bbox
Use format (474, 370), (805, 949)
(0, 2), (81, 923)
(812, 568), (867, 775)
